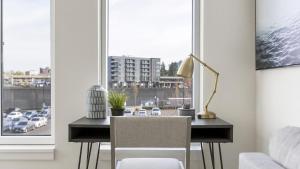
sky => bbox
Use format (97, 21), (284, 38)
(108, 0), (192, 65)
(256, 0), (300, 33)
(3, 0), (50, 72)
(2, 0), (191, 71)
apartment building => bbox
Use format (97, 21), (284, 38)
(108, 56), (160, 88)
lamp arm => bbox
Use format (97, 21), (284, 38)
(204, 73), (219, 112)
(190, 54), (219, 112)
(190, 54), (219, 75)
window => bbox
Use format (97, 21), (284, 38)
(0, 0), (52, 142)
(106, 0), (199, 116)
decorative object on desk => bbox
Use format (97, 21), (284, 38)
(108, 91), (127, 116)
(177, 54), (219, 119)
(87, 85), (107, 119)
(178, 105), (195, 120)
(256, 0), (300, 70)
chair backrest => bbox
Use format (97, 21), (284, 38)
(110, 116), (191, 169)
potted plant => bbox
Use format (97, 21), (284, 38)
(108, 91), (127, 116)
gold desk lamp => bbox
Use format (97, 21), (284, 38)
(177, 54), (219, 119)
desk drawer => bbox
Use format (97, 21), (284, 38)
(69, 126), (110, 142)
(191, 127), (233, 143)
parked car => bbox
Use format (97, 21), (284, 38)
(42, 106), (51, 113)
(2, 118), (12, 131)
(30, 117), (47, 128)
(30, 114), (45, 119)
(138, 109), (147, 116)
(13, 121), (35, 133)
(10, 117), (28, 130)
(40, 111), (50, 118)
(7, 111), (23, 119)
(42, 107), (51, 118)
(123, 108), (133, 116)
(24, 111), (37, 119)
(38, 116), (48, 125)
(151, 107), (161, 116)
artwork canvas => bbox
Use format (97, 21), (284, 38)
(256, 0), (300, 70)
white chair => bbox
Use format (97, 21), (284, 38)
(110, 116), (192, 169)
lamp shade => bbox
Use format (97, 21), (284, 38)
(177, 55), (194, 78)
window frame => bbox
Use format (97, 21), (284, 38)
(0, 0), (55, 145)
(99, 0), (202, 112)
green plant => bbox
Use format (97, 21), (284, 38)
(108, 91), (127, 110)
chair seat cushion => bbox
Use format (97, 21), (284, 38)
(117, 158), (184, 169)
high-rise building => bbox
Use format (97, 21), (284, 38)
(108, 56), (160, 88)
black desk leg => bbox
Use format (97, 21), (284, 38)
(78, 142), (101, 169)
(78, 142), (83, 169)
(86, 143), (90, 168)
(95, 142), (101, 169)
(86, 143), (93, 169)
(218, 143), (224, 169)
(209, 143), (215, 169)
(209, 143), (224, 169)
(200, 142), (206, 169)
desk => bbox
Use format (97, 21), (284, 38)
(69, 117), (233, 169)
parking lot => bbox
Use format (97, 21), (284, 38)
(2, 107), (51, 136)
(3, 119), (51, 136)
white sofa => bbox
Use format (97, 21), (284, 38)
(239, 126), (300, 169)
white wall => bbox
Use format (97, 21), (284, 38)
(201, 0), (256, 168)
(256, 67), (300, 153)
(0, 0), (256, 169)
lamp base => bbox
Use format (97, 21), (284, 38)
(197, 111), (216, 119)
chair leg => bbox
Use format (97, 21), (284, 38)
(200, 142), (206, 169)
(78, 142), (83, 169)
(95, 142), (101, 169)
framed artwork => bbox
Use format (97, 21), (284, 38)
(256, 0), (300, 70)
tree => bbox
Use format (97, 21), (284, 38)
(132, 82), (139, 106)
(13, 71), (24, 75)
(160, 62), (167, 76)
(167, 62), (179, 76)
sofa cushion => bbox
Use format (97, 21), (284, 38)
(239, 153), (285, 169)
(269, 126), (300, 169)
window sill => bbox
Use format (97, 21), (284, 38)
(0, 145), (55, 160)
